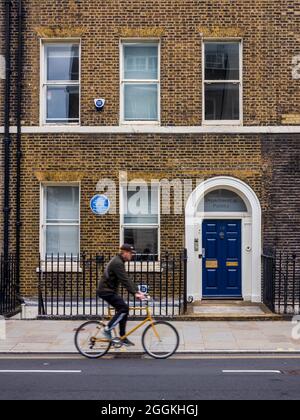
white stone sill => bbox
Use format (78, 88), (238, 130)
(2, 125), (300, 134)
(36, 262), (162, 273)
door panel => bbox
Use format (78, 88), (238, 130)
(202, 220), (242, 298)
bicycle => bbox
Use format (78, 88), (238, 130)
(74, 296), (180, 359)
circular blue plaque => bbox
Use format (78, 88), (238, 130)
(90, 195), (110, 215)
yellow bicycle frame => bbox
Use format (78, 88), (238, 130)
(94, 303), (160, 343)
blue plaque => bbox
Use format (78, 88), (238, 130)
(90, 195), (110, 215)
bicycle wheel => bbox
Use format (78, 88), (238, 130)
(74, 321), (112, 359)
(142, 321), (179, 359)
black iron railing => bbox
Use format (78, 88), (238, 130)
(262, 254), (275, 313)
(38, 250), (188, 319)
(263, 252), (300, 315)
(0, 255), (19, 316)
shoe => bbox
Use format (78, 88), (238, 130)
(102, 328), (112, 341)
(122, 338), (135, 347)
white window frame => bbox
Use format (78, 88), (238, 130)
(202, 39), (243, 126)
(40, 39), (81, 126)
(120, 39), (161, 125)
(120, 183), (161, 260)
(39, 182), (81, 260)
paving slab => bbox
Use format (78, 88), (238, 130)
(0, 320), (299, 354)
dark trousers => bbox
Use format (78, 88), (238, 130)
(98, 292), (129, 337)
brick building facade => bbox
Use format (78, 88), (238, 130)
(1, 1), (299, 302)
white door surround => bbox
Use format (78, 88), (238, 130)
(185, 176), (262, 303)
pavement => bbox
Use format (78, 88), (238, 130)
(0, 356), (300, 400)
(0, 320), (300, 354)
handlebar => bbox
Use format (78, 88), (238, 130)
(139, 294), (151, 302)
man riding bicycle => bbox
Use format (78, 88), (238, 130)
(97, 244), (145, 347)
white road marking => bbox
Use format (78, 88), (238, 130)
(223, 370), (282, 374)
(0, 370), (82, 374)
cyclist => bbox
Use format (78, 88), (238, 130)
(97, 244), (145, 347)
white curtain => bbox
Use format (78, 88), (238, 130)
(124, 45), (158, 121)
(45, 186), (79, 256)
(124, 84), (158, 121)
(124, 187), (159, 224)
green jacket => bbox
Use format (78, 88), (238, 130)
(98, 254), (138, 296)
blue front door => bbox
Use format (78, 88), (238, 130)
(202, 220), (242, 298)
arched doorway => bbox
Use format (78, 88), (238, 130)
(185, 177), (262, 303)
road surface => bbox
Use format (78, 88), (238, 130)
(0, 355), (299, 400)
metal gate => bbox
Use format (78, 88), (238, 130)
(263, 252), (300, 315)
(0, 255), (19, 316)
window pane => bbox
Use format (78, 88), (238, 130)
(46, 186), (79, 223)
(124, 187), (159, 224)
(198, 189), (248, 212)
(124, 228), (158, 259)
(124, 45), (158, 80)
(46, 86), (79, 123)
(46, 44), (79, 81)
(46, 226), (79, 256)
(124, 84), (158, 121)
(205, 83), (240, 121)
(205, 43), (240, 80)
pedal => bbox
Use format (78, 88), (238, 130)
(112, 338), (122, 349)
(89, 339), (96, 350)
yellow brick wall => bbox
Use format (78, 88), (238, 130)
(1, 0), (299, 127)
(1, 1), (300, 297)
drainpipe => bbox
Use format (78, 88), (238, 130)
(3, 0), (11, 267)
(15, 0), (23, 300)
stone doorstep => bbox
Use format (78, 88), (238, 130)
(193, 300), (267, 305)
(184, 301), (280, 320)
(176, 315), (282, 322)
(189, 301), (272, 311)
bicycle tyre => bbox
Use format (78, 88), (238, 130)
(142, 321), (180, 359)
(74, 320), (112, 359)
